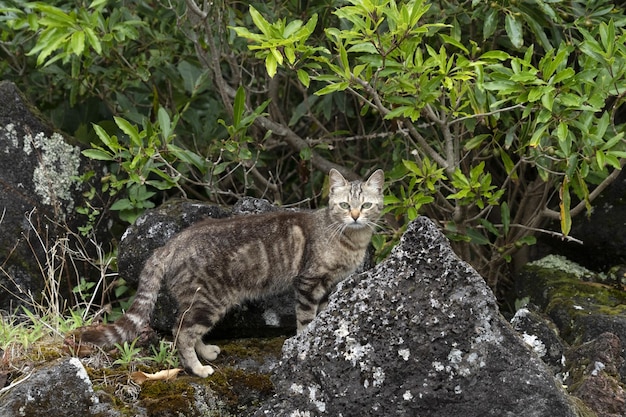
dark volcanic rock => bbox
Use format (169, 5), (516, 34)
(0, 357), (117, 417)
(254, 217), (578, 417)
(510, 307), (567, 375)
(0, 80), (109, 313)
(516, 254), (626, 415)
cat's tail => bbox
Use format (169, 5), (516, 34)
(75, 249), (166, 347)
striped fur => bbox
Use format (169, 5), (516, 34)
(78, 169), (384, 377)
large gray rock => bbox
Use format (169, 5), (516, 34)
(0, 81), (109, 313)
(254, 217), (579, 417)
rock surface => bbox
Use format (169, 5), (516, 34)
(516, 254), (626, 417)
(254, 217), (579, 417)
(0, 357), (115, 417)
(0, 80), (109, 313)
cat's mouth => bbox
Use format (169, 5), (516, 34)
(346, 220), (367, 229)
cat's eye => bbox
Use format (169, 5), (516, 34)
(339, 202), (350, 209)
(362, 202), (373, 209)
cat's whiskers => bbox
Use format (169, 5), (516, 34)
(324, 221), (347, 243)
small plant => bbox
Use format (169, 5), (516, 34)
(148, 340), (180, 369)
(112, 339), (143, 367)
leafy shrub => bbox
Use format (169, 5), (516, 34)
(2, 0), (626, 294)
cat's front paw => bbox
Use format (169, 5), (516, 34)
(190, 364), (215, 378)
(195, 341), (221, 361)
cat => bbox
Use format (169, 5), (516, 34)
(76, 168), (384, 377)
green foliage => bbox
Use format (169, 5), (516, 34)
(3, 0), (626, 293)
(233, 0), (626, 287)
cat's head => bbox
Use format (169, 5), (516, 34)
(328, 169), (384, 229)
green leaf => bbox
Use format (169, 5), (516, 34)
(299, 147), (312, 161)
(439, 34), (468, 54)
(70, 30), (85, 56)
(83, 27), (102, 55)
(464, 134), (490, 150)
(265, 53), (278, 78)
(315, 82), (349, 95)
(110, 198), (134, 211)
(249, 6), (273, 36)
(466, 228), (490, 245)
(158, 107), (171, 141)
(595, 149), (605, 168)
(505, 14), (523, 49)
(92, 124), (120, 151)
(297, 69), (310, 88)
(82, 148), (114, 161)
(500, 150), (517, 179)
(483, 8), (498, 40)
(115, 117), (142, 147)
(479, 51), (510, 61)
(233, 86), (245, 127)
(529, 124), (549, 147)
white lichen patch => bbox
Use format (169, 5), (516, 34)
(290, 383), (304, 394)
(343, 340), (374, 366)
(1, 123), (19, 152)
(308, 385), (326, 412)
(372, 366), (386, 387)
(398, 348), (410, 361)
(591, 361), (605, 376)
(528, 255), (595, 279)
(432, 361), (445, 372)
(445, 346), (486, 377)
(147, 222), (177, 239)
(510, 308), (530, 326)
(521, 333), (547, 357)
(25, 131), (81, 217)
(289, 411), (312, 417)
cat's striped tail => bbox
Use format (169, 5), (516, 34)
(76, 249), (165, 347)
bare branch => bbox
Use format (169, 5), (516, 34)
(542, 159), (626, 220)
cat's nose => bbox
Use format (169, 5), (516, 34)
(350, 209), (360, 221)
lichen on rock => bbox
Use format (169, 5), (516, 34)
(26, 131), (82, 217)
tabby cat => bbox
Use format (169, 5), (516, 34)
(77, 169), (384, 377)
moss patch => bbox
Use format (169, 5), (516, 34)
(519, 256), (626, 345)
(82, 336), (285, 416)
(213, 336), (286, 365)
(139, 378), (197, 415)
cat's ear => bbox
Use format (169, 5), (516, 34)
(365, 169), (384, 192)
(329, 169), (349, 191)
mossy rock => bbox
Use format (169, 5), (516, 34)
(517, 255), (626, 381)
